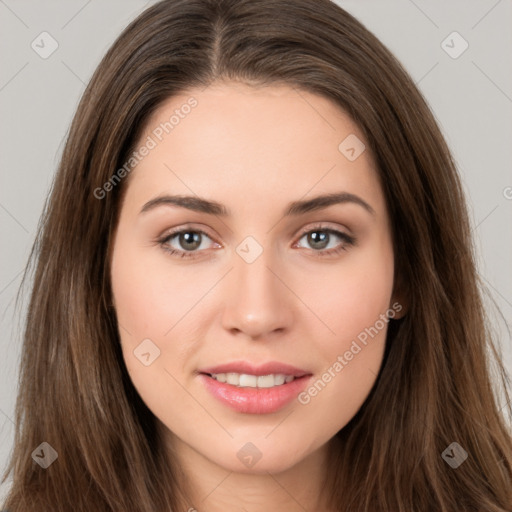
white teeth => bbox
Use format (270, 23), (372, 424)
(226, 372), (239, 385)
(239, 374), (257, 387)
(258, 374), (277, 388)
(210, 373), (296, 388)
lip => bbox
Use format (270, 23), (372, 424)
(199, 374), (312, 414)
(199, 360), (311, 377)
(198, 360), (313, 414)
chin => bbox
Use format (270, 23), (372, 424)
(204, 441), (313, 475)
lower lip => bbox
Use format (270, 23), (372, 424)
(199, 374), (312, 414)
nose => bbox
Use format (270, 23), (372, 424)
(221, 244), (294, 340)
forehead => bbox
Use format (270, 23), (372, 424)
(125, 81), (385, 217)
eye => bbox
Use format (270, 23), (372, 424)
(158, 228), (219, 259)
(157, 223), (356, 259)
(294, 224), (356, 257)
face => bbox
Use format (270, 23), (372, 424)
(110, 81), (402, 475)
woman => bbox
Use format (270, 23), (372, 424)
(2, 0), (511, 510)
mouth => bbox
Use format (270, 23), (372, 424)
(198, 361), (313, 414)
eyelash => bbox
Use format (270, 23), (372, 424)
(157, 223), (356, 260)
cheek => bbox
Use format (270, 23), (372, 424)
(294, 238), (394, 424)
(110, 230), (176, 366)
(111, 244), (193, 422)
(298, 238), (395, 351)
(111, 235), (195, 338)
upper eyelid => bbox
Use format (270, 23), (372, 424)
(297, 223), (350, 236)
(161, 224), (216, 242)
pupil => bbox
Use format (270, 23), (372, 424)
(180, 232), (201, 250)
(309, 231), (328, 249)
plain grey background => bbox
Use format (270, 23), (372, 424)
(1, 0), (511, 502)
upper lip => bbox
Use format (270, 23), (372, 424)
(199, 360), (312, 378)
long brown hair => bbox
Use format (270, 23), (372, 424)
(3, 0), (511, 510)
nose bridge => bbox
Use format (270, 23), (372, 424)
(221, 234), (292, 337)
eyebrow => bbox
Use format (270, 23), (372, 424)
(140, 191), (376, 217)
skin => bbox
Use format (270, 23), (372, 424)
(110, 81), (405, 511)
